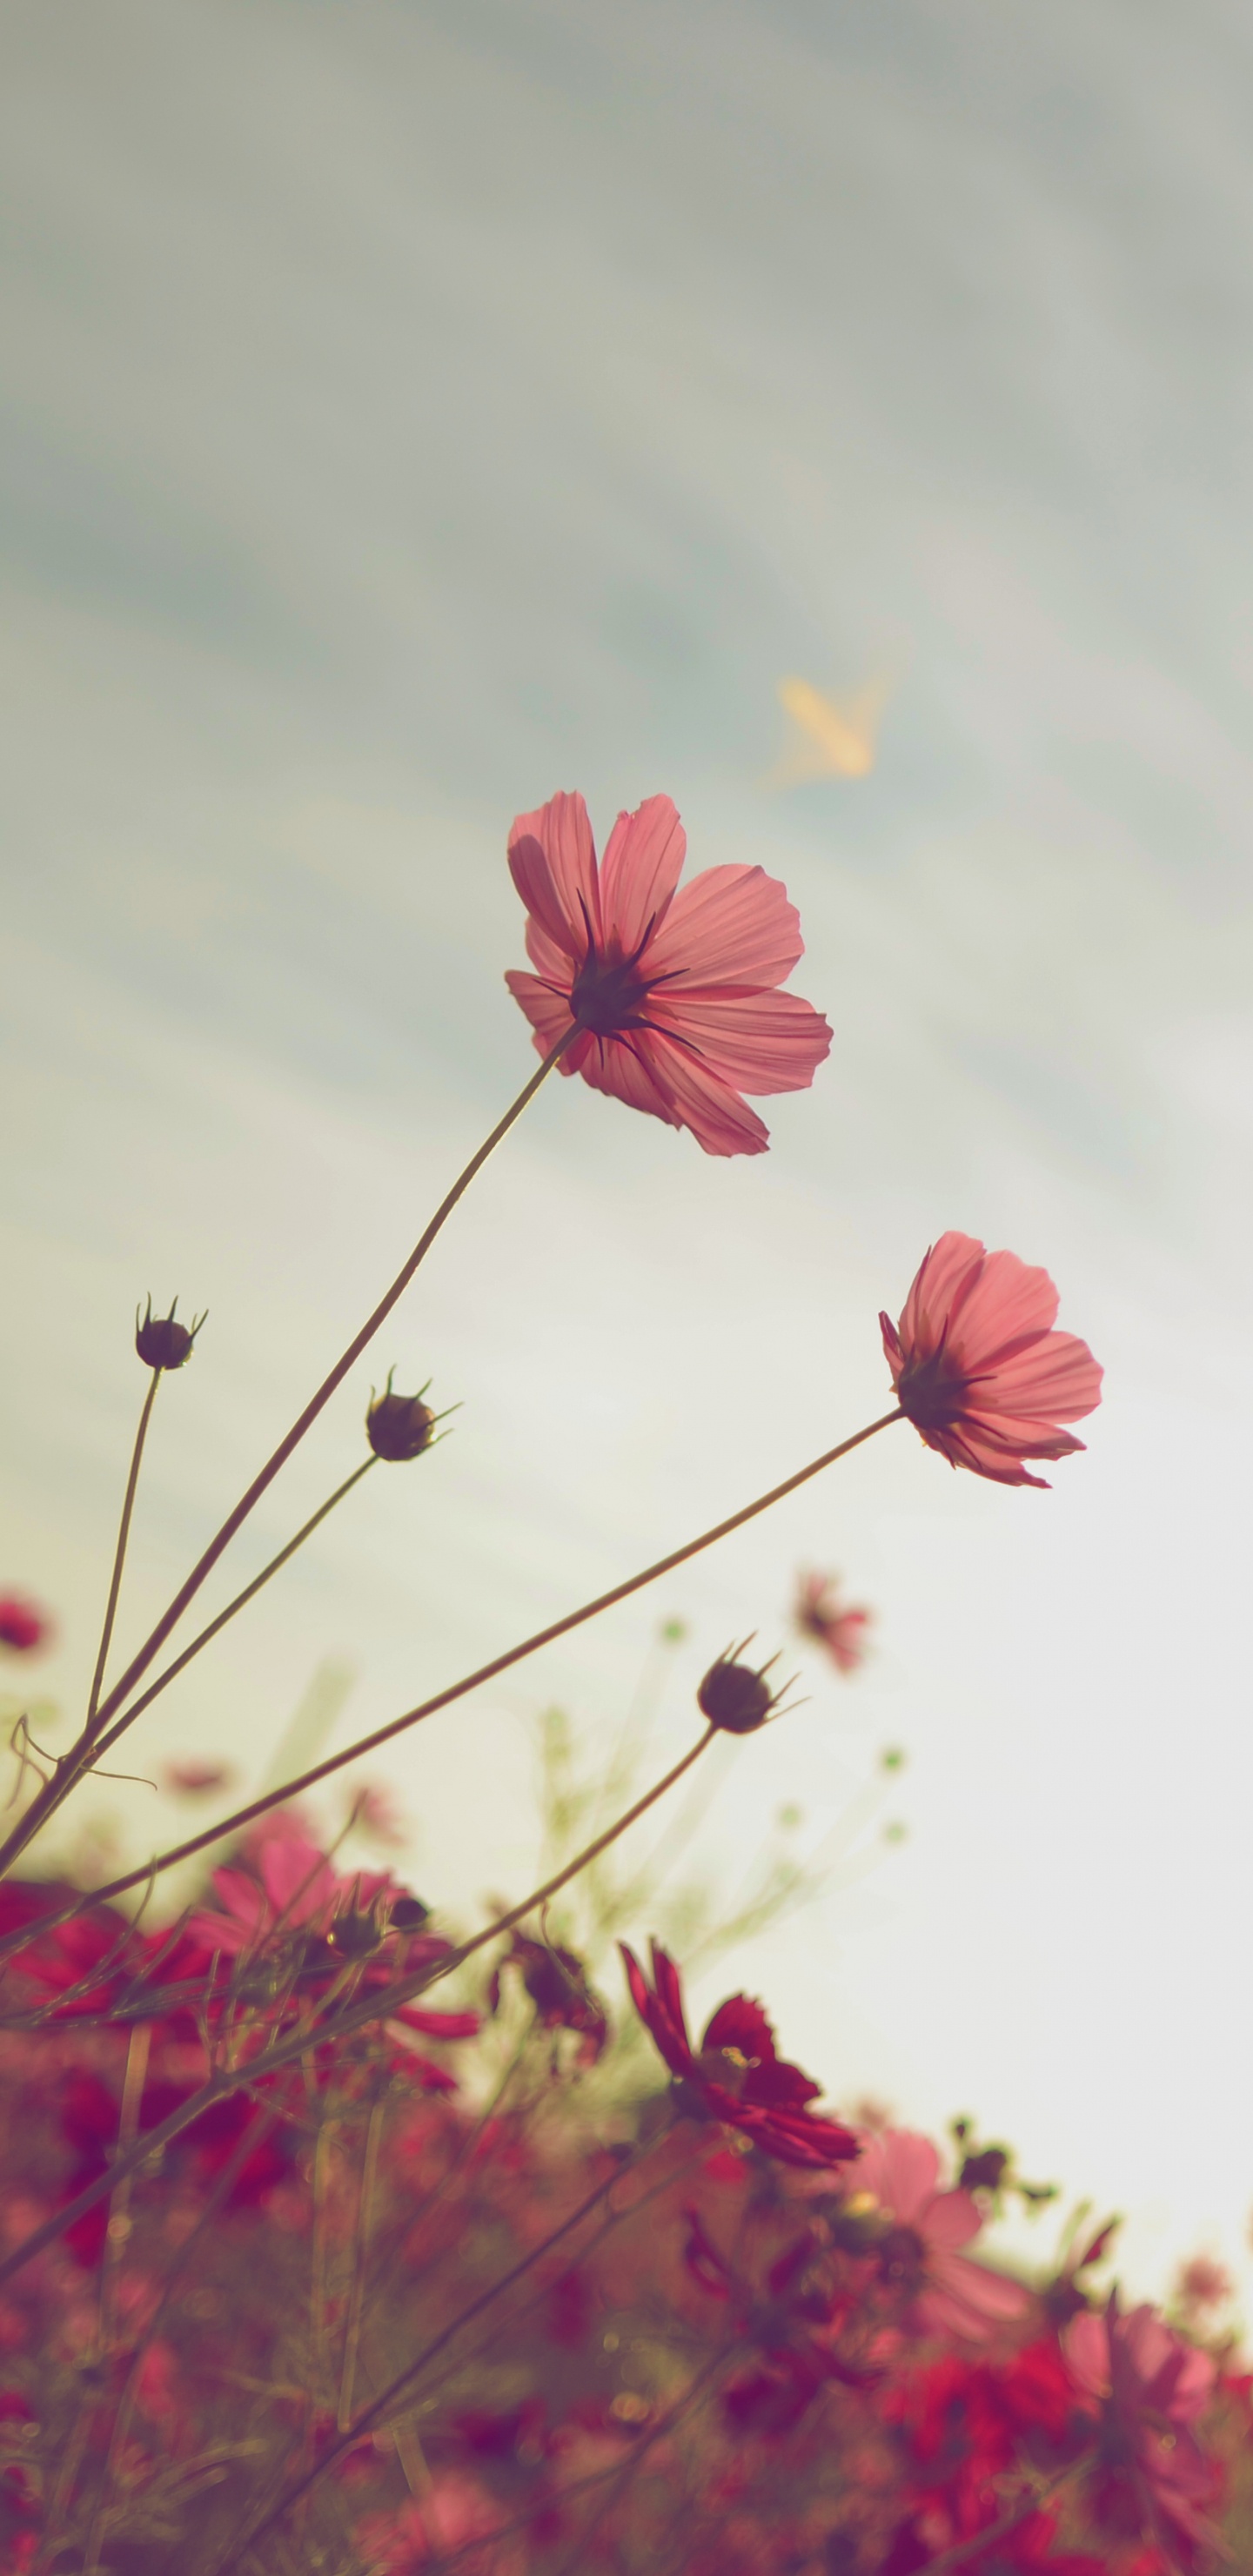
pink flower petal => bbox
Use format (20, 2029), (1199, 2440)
(646, 985), (833, 1094)
(640, 1031), (773, 1156)
(507, 791), (601, 963)
(597, 795), (686, 955)
(644, 864), (804, 989)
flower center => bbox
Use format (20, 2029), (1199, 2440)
(697, 2043), (756, 2099)
(570, 944), (651, 1035)
(896, 1347), (967, 1432)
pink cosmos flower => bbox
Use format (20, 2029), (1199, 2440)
(187, 1822), (477, 2047)
(505, 790), (831, 1156)
(0, 1593), (51, 1654)
(1065, 2294), (1220, 2556)
(881, 1232), (1103, 1489)
(621, 1938), (858, 2169)
(848, 2129), (1032, 2340)
(794, 1570), (873, 1674)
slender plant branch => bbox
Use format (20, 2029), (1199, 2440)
(50, 1406), (902, 1921)
(0, 1460), (380, 1916)
(79, 2110), (278, 2576)
(90, 1456), (379, 1760)
(219, 2136), (663, 2564)
(0, 1728), (714, 2292)
(0, 1037), (573, 1885)
(85, 1372), (163, 1732)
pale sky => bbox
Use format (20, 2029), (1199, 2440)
(3, 0), (1253, 2310)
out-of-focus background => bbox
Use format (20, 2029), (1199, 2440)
(3, 0), (1251, 2304)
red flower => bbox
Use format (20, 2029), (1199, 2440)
(620, 1939), (857, 2168)
(794, 1571), (873, 1674)
(0, 1594), (51, 1654)
(881, 1232), (1102, 1489)
(505, 790), (831, 1157)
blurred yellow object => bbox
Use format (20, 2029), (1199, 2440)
(767, 672), (890, 785)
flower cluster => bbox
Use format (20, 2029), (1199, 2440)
(0, 1826), (1243, 2573)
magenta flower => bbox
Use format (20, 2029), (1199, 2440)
(188, 1822), (477, 2045)
(1065, 2294), (1220, 2556)
(794, 1571), (872, 1674)
(0, 1593), (51, 1654)
(505, 790), (832, 1156)
(848, 2130), (1032, 2341)
(621, 1939), (857, 2168)
(881, 1231), (1103, 1489)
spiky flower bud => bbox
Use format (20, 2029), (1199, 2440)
(365, 1369), (439, 1462)
(135, 1296), (206, 1372)
(697, 1643), (789, 1735)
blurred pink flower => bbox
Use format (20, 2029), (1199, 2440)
(0, 1593), (51, 1654)
(881, 1231), (1102, 1489)
(190, 1823), (372, 1955)
(348, 1781), (409, 1848)
(356, 2473), (525, 2575)
(1174, 2254), (1233, 2318)
(849, 2129), (1032, 2340)
(794, 1570), (872, 1674)
(164, 1761), (234, 1796)
(1065, 2294), (1220, 2554)
(505, 789), (831, 1156)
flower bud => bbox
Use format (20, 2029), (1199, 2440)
(697, 1644), (787, 1735)
(365, 1370), (439, 1462)
(136, 1296), (205, 1372)
(388, 1895), (432, 1933)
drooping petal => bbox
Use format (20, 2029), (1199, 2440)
(639, 1029), (772, 1157)
(921, 2251), (1034, 2338)
(647, 983), (833, 1097)
(507, 791), (601, 963)
(648, 1940), (693, 2056)
(644, 864), (804, 989)
(597, 795), (686, 956)
(573, 1029), (684, 1128)
(504, 967), (580, 1061)
(963, 1332), (1103, 1424)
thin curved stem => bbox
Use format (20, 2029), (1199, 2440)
(90, 1043), (569, 1731)
(90, 1455), (379, 1761)
(68, 1407), (903, 1915)
(0, 1038), (571, 1883)
(85, 1372), (162, 1733)
(219, 2139), (660, 2566)
(0, 1728), (714, 2292)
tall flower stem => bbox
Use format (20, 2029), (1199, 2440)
(64, 1405), (903, 1919)
(0, 1042), (570, 1883)
(219, 2137), (662, 2566)
(0, 1728), (714, 2291)
(92, 1044), (567, 1729)
(0, 1456), (381, 1882)
(228, 2204), (724, 2573)
(90, 1456), (379, 1760)
(84, 1372), (163, 1731)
